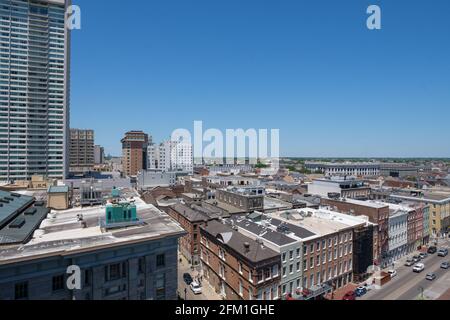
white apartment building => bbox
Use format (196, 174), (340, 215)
(148, 140), (193, 174)
(387, 204), (409, 264)
(0, 0), (71, 181)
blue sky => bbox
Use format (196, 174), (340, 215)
(70, 0), (450, 157)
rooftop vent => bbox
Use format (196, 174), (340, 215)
(34, 201), (44, 207)
(25, 208), (37, 216)
(9, 217), (26, 229)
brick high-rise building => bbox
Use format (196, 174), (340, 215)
(69, 129), (94, 173)
(121, 131), (150, 177)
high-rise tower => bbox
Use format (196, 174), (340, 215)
(0, 0), (71, 182)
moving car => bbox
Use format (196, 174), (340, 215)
(425, 273), (436, 281)
(412, 256), (420, 262)
(437, 248), (448, 257)
(355, 286), (367, 297)
(190, 281), (202, 294)
(427, 246), (437, 254)
(440, 261), (450, 269)
(413, 263), (425, 273)
(405, 259), (414, 267)
(388, 270), (397, 278)
(342, 291), (356, 300)
(419, 252), (428, 259)
(183, 273), (193, 285)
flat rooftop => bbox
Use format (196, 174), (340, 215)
(326, 198), (389, 209)
(269, 208), (369, 238)
(0, 196), (185, 265)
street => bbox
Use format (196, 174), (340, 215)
(177, 252), (222, 301)
(362, 239), (450, 300)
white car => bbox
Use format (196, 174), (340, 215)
(388, 270), (397, 278)
(413, 263), (425, 273)
(190, 281), (202, 295)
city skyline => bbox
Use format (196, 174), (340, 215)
(70, 0), (450, 157)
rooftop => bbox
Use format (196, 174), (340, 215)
(201, 220), (279, 263)
(269, 208), (369, 238)
(0, 196), (185, 265)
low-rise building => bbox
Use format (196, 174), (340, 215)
(137, 170), (176, 190)
(200, 220), (281, 300)
(320, 198), (389, 267)
(390, 189), (450, 236)
(166, 203), (225, 266)
(215, 186), (265, 213)
(0, 195), (185, 300)
(308, 177), (371, 200)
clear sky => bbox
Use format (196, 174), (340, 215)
(70, 0), (450, 157)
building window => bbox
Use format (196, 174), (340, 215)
(296, 248), (301, 258)
(105, 262), (127, 282)
(85, 269), (92, 286)
(239, 280), (243, 297)
(138, 257), (146, 274)
(282, 266), (287, 277)
(257, 270), (264, 283)
(289, 264), (293, 274)
(238, 262), (243, 275)
(282, 252), (286, 262)
(296, 262), (300, 272)
(316, 241), (320, 251)
(272, 264), (279, 277)
(15, 282), (28, 300)
(310, 257), (314, 269)
(322, 253), (326, 264)
(289, 250), (293, 260)
(265, 267), (271, 280)
(303, 246), (307, 255)
(303, 259), (307, 271)
(310, 243), (314, 252)
(155, 273), (165, 300)
(156, 254), (165, 267)
(52, 274), (65, 292)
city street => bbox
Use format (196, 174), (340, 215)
(362, 238), (450, 300)
(177, 253), (222, 301)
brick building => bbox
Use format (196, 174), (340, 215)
(166, 203), (225, 266)
(121, 131), (150, 177)
(200, 220), (281, 300)
(321, 198), (389, 266)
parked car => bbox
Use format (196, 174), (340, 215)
(440, 261), (450, 269)
(405, 259), (414, 267)
(342, 291), (356, 300)
(355, 286), (367, 297)
(412, 256), (420, 262)
(437, 248), (448, 257)
(419, 252), (428, 259)
(388, 270), (397, 278)
(427, 246), (437, 254)
(413, 263), (425, 273)
(190, 281), (202, 294)
(425, 273), (436, 281)
(183, 273), (193, 285)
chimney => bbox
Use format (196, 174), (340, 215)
(204, 218), (208, 227)
(244, 242), (250, 253)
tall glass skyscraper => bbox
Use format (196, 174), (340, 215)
(0, 0), (70, 182)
